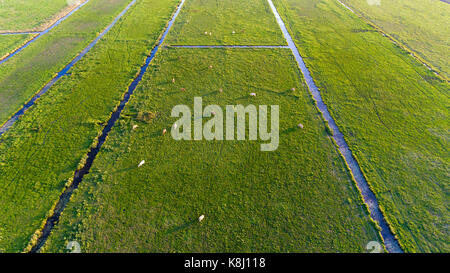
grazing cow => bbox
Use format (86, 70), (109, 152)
(138, 160), (145, 167)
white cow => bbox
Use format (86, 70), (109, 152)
(138, 160), (145, 168)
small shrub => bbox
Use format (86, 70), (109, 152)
(136, 111), (156, 123)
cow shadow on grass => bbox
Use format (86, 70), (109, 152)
(165, 219), (197, 234)
(165, 91), (182, 96)
(281, 126), (300, 135)
(164, 89), (219, 97)
(264, 88), (300, 100)
(111, 165), (137, 174)
(201, 90), (219, 97)
(231, 82), (300, 100)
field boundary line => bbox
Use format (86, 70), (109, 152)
(266, 0), (403, 253)
(0, 0), (138, 138)
(0, 0), (91, 65)
(27, 0), (186, 253)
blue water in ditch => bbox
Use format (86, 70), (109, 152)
(336, 0), (355, 14)
(0, 0), (91, 65)
(0, 0), (137, 137)
(30, 0), (186, 253)
(266, 0), (403, 253)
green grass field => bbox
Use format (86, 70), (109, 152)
(0, 0), (447, 254)
(0, 0), (133, 125)
(0, 0), (179, 252)
(42, 48), (380, 252)
(0, 0), (76, 32)
(341, 0), (450, 79)
(0, 34), (34, 59)
(166, 0), (286, 45)
(273, 0), (449, 252)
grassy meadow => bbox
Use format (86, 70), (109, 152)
(0, 0), (180, 252)
(273, 0), (449, 252)
(0, 0), (447, 254)
(166, 0), (286, 45)
(341, 0), (450, 79)
(0, 0), (76, 32)
(0, 34), (34, 59)
(0, 0), (133, 126)
(43, 48), (380, 252)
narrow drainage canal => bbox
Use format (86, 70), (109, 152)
(0, 0), (91, 65)
(29, 0), (186, 253)
(336, 0), (355, 14)
(266, 0), (403, 253)
(0, 0), (137, 138)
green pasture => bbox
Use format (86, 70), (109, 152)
(0, 34), (34, 59)
(166, 0), (286, 45)
(341, 0), (450, 79)
(0, 0), (180, 252)
(43, 48), (380, 252)
(0, 0), (132, 125)
(273, 0), (449, 252)
(0, 0), (74, 32)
